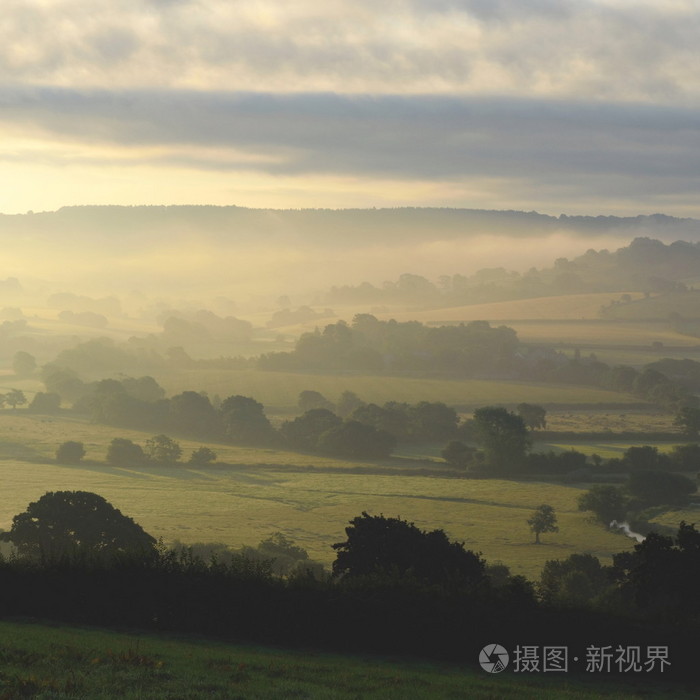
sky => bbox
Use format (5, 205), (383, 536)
(1, 0), (700, 217)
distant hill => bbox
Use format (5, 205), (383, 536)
(3, 205), (700, 303)
(3, 205), (700, 246)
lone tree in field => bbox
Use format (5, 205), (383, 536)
(527, 504), (559, 544)
(3, 388), (26, 410)
(0, 491), (157, 564)
(56, 441), (86, 464)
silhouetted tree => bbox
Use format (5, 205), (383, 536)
(0, 491), (156, 564)
(539, 553), (612, 606)
(332, 512), (485, 586)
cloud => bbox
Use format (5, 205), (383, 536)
(0, 1), (699, 101)
(1, 87), (699, 209)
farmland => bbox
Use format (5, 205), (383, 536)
(0, 413), (649, 581)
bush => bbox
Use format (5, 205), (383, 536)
(55, 441), (85, 464)
(106, 438), (145, 467)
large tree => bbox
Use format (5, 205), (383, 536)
(0, 491), (157, 564)
(472, 406), (531, 472)
(332, 512), (485, 586)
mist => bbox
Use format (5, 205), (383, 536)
(3, 206), (698, 310)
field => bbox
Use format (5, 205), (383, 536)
(0, 620), (690, 699)
(0, 413), (655, 581)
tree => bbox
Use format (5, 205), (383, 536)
(298, 390), (335, 413)
(622, 445), (668, 472)
(168, 391), (217, 436)
(189, 446), (217, 465)
(280, 408), (342, 451)
(472, 407), (531, 472)
(0, 491), (157, 564)
(539, 553), (612, 606)
(336, 390), (365, 418)
(441, 440), (477, 470)
(674, 406), (700, 438)
(12, 351), (36, 377)
(332, 512), (485, 586)
(3, 388), (26, 410)
(106, 437), (145, 466)
(612, 522), (700, 621)
(28, 392), (61, 414)
(626, 471), (696, 507)
(577, 485), (628, 525)
(56, 441), (85, 464)
(317, 420), (396, 459)
(220, 395), (276, 445)
(527, 504), (559, 544)
(144, 434), (182, 464)
(516, 403), (547, 431)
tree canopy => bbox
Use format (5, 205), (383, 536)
(0, 491), (157, 564)
(332, 511), (485, 586)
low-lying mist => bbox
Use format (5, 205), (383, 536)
(3, 206), (699, 312)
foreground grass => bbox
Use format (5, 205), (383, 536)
(0, 620), (693, 699)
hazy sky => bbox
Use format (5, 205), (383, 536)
(2, 0), (699, 216)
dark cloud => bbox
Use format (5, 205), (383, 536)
(1, 86), (699, 213)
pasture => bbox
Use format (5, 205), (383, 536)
(0, 620), (686, 699)
(0, 414), (645, 581)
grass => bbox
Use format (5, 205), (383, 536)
(0, 414), (645, 581)
(0, 620), (694, 699)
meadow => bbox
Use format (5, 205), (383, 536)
(0, 620), (690, 699)
(0, 413), (650, 581)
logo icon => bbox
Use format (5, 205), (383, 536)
(479, 644), (509, 673)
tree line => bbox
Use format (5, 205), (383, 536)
(0, 491), (696, 679)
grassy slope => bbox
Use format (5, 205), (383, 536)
(0, 620), (693, 699)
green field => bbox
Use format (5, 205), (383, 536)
(0, 414), (649, 581)
(0, 620), (690, 699)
